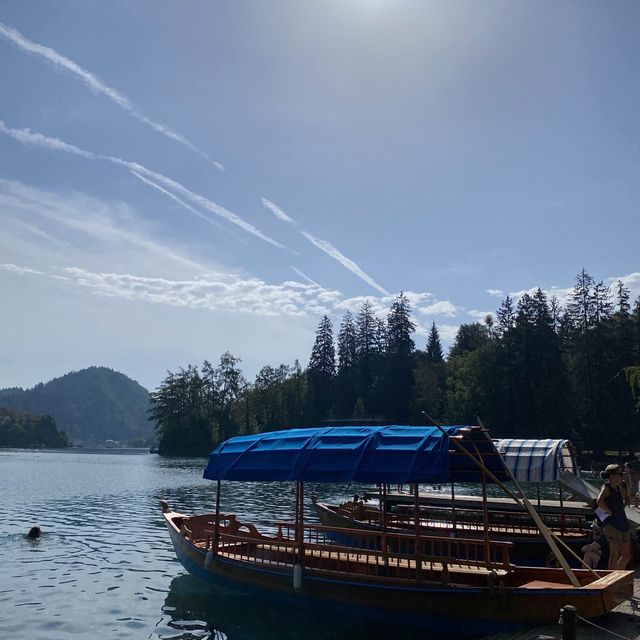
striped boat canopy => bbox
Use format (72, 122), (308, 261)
(494, 439), (577, 482)
(203, 425), (511, 484)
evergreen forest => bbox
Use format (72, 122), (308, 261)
(149, 270), (640, 458)
(0, 407), (69, 448)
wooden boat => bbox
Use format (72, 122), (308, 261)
(312, 498), (592, 567)
(363, 438), (592, 519)
(346, 438), (597, 566)
(162, 425), (634, 637)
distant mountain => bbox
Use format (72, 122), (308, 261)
(0, 367), (153, 445)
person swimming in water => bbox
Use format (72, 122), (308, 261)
(26, 526), (42, 539)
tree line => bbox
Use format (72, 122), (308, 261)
(0, 407), (69, 448)
(149, 269), (640, 457)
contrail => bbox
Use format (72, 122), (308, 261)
(0, 121), (282, 247)
(117, 160), (284, 248)
(0, 119), (95, 158)
(261, 196), (386, 295)
(130, 171), (224, 231)
(301, 230), (388, 295)
(0, 21), (224, 171)
(262, 197), (295, 223)
(290, 266), (321, 287)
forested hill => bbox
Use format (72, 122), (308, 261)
(0, 407), (69, 448)
(0, 367), (152, 445)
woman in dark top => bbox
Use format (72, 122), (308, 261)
(596, 464), (631, 569)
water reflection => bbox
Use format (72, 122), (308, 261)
(161, 575), (434, 640)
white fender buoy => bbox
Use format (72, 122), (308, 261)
(293, 562), (302, 590)
(205, 550), (215, 569)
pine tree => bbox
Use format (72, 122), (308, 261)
(335, 311), (358, 417)
(496, 296), (516, 337)
(567, 268), (595, 334)
(354, 301), (378, 414)
(425, 322), (444, 362)
(412, 322), (447, 422)
(382, 292), (416, 421)
(306, 315), (336, 422)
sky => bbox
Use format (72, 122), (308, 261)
(1, 1), (639, 392)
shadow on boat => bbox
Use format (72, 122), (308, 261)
(163, 573), (452, 640)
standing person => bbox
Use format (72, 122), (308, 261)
(596, 464), (632, 569)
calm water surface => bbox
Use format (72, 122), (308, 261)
(0, 449), (563, 639)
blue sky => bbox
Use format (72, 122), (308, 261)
(1, 1), (639, 392)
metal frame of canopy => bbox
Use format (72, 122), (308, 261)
(494, 438), (578, 482)
(494, 439), (579, 528)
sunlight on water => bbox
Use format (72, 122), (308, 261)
(0, 449), (564, 639)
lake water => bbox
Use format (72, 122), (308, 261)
(0, 449), (567, 639)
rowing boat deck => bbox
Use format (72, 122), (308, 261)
(363, 491), (592, 516)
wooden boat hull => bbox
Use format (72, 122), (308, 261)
(163, 509), (633, 637)
(314, 500), (592, 567)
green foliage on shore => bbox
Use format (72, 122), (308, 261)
(0, 407), (69, 448)
(150, 271), (640, 457)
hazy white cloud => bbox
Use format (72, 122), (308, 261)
(262, 198), (295, 223)
(0, 263), (43, 275)
(468, 309), (494, 320)
(12, 218), (70, 248)
(607, 272), (640, 303)
(438, 324), (460, 344)
(509, 286), (573, 306)
(486, 288), (503, 297)
(0, 21), (224, 170)
(0, 120), (95, 158)
(418, 300), (457, 317)
(300, 230), (388, 295)
(0, 178), (219, 276)
(9, 265), (345, 318)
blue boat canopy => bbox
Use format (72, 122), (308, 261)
(203, 425), (510, 484)
(494, 438), (577, 482)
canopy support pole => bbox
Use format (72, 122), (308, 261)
(297, 482), (305, 566)
(481, 471), (490, 563)
(451, 481), (457, 536)
(213, 479), (221, 553)
(414, 482), (422, 580)
(382, 482), (388, 565)
(558, 481), (566, 535)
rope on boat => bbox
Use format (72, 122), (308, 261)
(576, 614), (635, 640)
